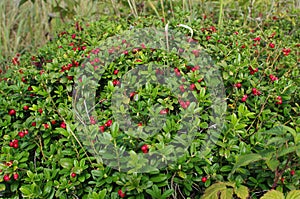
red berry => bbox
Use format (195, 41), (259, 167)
(113, 69), (119, 75)
(24, 129), (28, 135)
(13, 142), (19, 149)
(60, 122), (66, 129)
(201, 177), (207, 183)
(90, 116), (96, 125)
(32, 122), (36, 126)
(113, 79), (120, 86)
(190, 83), (196, 91)
(9, 142), (14, 147)
(105, 119), (113, 127)
(21, 77), (26, 83)
(51, 120), (56, 125)
(141, 144), (148, 152)
(71, 172), (76, 178)
(253, 37), (261, 42)
(269, 43), (275, 48)
(99, 125), (105, 132)
(8, 109), (16, 116)
(281, 177), (285, 183)
(241, 94), (248, 102)
(18, 131), (25, 138)
(3, 174), (10, 182)
(43, 123), (50, 129)
(234, 83), (242, 88)
(290, 170), (295, 176)
(129, 92), (136, 99)
(138, 122), (143, 126)
(38, 108), (43, 114)
(23, 105), (29, 110)
(179, 85), (185, 92)
(159, 109), (168, 115)
(118, 189), (126, 198)
(13, 173), (19, 180)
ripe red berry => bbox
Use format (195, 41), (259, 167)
(234, 83), (242, 88)
(105, 119), (113, 127)
(90, 116), (96, 125)
(32, 122), (36, 126)
(179, 85), (185, 92)
(118, 189), (126, 198)
(190, 83), (196, 91)
(24, 130), (28, 135)
(3, 174), (10, 182)
(113, 69), (119, 75)
(276, 96), (282, 105)
(269, 43), (275, 48)
(9, 142), (14, 147)
(60, 122), (66, 129)
(43, 123), (50, 129)
(71, 172), (76, 178)
(281, 177), (285, 183)
(8, 109), (16, 116)
(290, 170), (295, 176)
(112, 79), (120, 86)
(13, 173), (19, 180)
(18, 131), (25, 138)
(241, 94), (248, 102)
(141, 144), (148, 152)
(38, 108), (43, 114)
(51, 120), (56, 125)
(129, 92), (136, 99)
(23, 105), (29, 110)
(159, 109), (168, 115)
(13, 142), (19, 149)
(201, 177), (207, 183)
(99, 125), (105, 132)
(269, 74), (278, 81)
(138, 122), (143, 126)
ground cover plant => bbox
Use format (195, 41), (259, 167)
(0, 1), (300, 199)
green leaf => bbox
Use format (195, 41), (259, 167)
(59, 158), (73, 169)
(231, 153), (263, 174)
(150, 174), (168, 183)
(20, 185), (32, 196)
(235, 185), (249, 199)
(0, 183), (5, 192)
(278, 146), (300, 157)
(266, 159), (280, 171)
(286, 190), (300, 199)
(261, 190), (284, 199)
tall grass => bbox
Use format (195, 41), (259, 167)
(0, 0), (299, 66)
(0, 1), (52, 63)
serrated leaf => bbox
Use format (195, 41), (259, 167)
(278, 146), (300, 157)
(235, 185), (249, 199)
(220, 188), (233, 199)
(261, 190), (284, 199)
(286, 190), (300, 199)
(202, 182), (227, 199)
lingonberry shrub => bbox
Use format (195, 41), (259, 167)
(0, 6), (299, 199)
